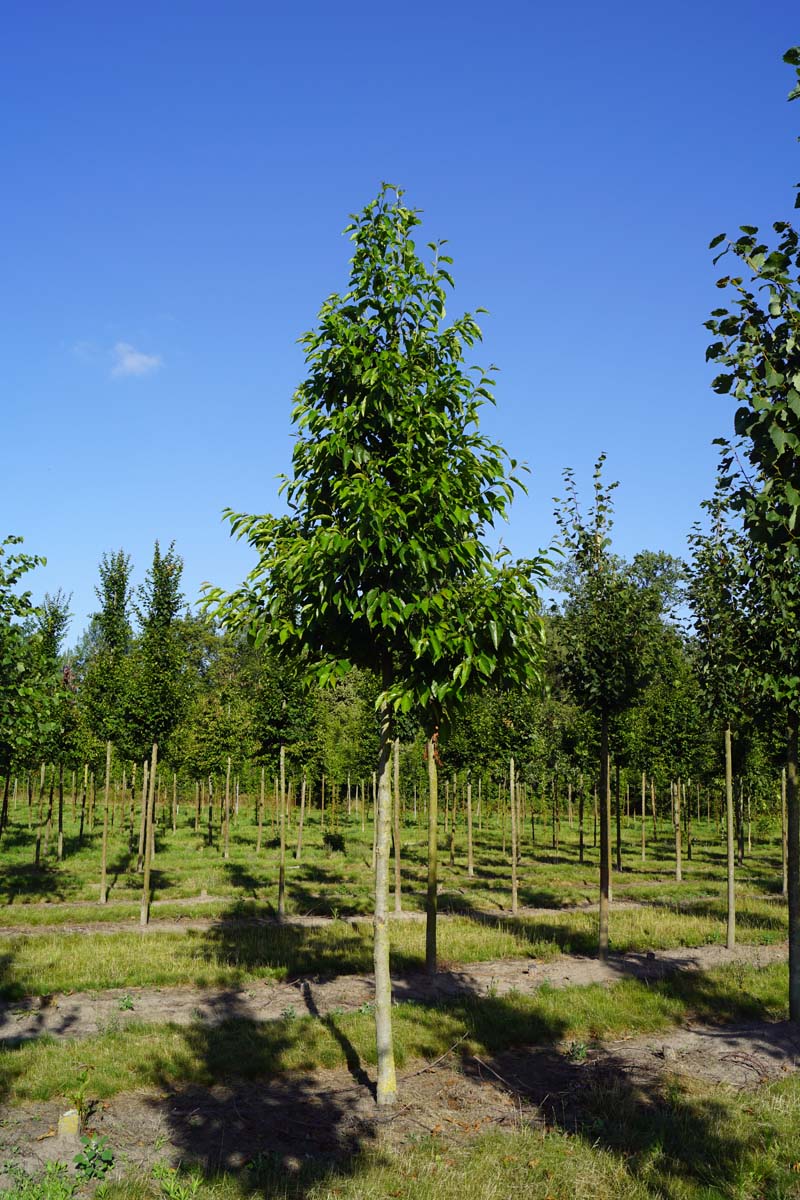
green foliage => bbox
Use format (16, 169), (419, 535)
(124, 541), (189, 756)
(704, 50), (800, 709)
(0, 536), (55, 772)
(1, 1162), (75, 1200)
(73, 1134), (115, 1181)
(552, 457), (662, 721)
(207, 184), (547, 724)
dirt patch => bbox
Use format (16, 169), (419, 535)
(3, 1016), (799, 1180)
(0, 898), (644, 939)
(0, 942), (786, 1045)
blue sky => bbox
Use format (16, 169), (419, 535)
(2, 1), (798, 638)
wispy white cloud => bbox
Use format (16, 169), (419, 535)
(110, 341), (163, 378)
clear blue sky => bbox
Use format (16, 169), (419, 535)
(3, 1), (798, 639)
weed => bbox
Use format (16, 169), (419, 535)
(73, 1134), (114, 1181)
(118, 994), (135, 1011)
(64, 1068), (92, 1131)
(281, 1005), (297, 1021)
(567, 1040), (588, 1063)
(152, 1162), (201, 1200)
(2, 1162), (75, 1200)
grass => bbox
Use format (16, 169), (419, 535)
(2, 963), (799, 1199)
(0, 960), (788, 1105)
(12, 1082), (800, 1200)
(0, 894), (787, 999)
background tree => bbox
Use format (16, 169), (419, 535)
(207, 184), (548, 1104)
(0, 537), (54, 838)
(704, 46), (800, 1018)
(553, 456), (662, 958)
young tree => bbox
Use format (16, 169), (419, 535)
(704, 47), (800, 1019)
(206, 185), (548, 1104)
(553, 457), (661, 959)
(0, 537), (54, 837)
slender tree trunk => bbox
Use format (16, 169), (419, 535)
(599, 711), (610, 961)
(725, 726), (736, 950)
(57, 763), (64, 861)
(787, 710), (800, 1022)
(79, 764), (88, 845)
(140, 742), (158, 926)
(650, 779), (657, 839)
(466, 773), (474, 879)
(278, 744), (286, 919)
(0, 773), (9, 843)
(295, 773), (306, 861)
(782, 767), (788, 901)
(136, 760), (148, 871)
(374, 682), (397, 1106)
(42, 767), (54, 857)
(223, 756), (231, 860)
(172, 773), (178, 835)
(578, 776), (584, 865)
(393, 737), (402, 912)
(674, 778), (682, 883)
(425, 735), (439, 975)
(99, 741), (111, 904)
(641, 770), (646, 862)
(256, 766), (264, 854)
(510, 756), (518, 915)
(615, 762), (622, 873)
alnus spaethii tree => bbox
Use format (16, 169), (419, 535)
(206, 185), (548, 1105)
(553, 457), (662, 959)
(705, 46), (800, 1022)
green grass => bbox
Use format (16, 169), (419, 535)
(2, 962), (798, 1199)
(0, 960), (788, 1105)
(0, 895), (787, 999)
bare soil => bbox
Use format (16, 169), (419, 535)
(4, 1015), (799, 1181)
(0, 941), (785, 1045)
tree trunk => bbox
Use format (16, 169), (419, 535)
(140, 742), (158, 926)
(466, 773), (474, 879)
(640, 770), (646, 862)
(578, 777), (584, 865)
(57, 763), (64, 861)
(0, 774), (9, 843)
(615, 761), (622, 873)
(223, 756), (231, 861)
(278, 744), (286, 919)
(787, 709), (800, 1023)
(172, 773), (178, 835)
(136, 760), (148, 871)
(510, 756), (518, 915)
(373, 684), (398, 1106)
(99, 741), (111, 904)
(256, 766), (264, 854)
(782, 767), (788, 900)
(393, 737), (402, 912)
(425, 735), (439, 975)
(674, 778), (682, 883)
(725, 726), (736, 950)
(599, 711), (610, 961)
(295, 773), (306, 861)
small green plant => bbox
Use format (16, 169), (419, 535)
(358, 1001), (374, 1016)
(281, 1005), (297, 1021)
(567, 1040), (588, 1063)
(152, 1163), (201, 1200)
(64, 1069), (92, 1131)
(117, 994), (134, 1011)
(73, 1135), (114, 1182)
(3, 1162), (75, 1200)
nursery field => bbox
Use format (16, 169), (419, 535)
(0, 788), (796, 1200)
